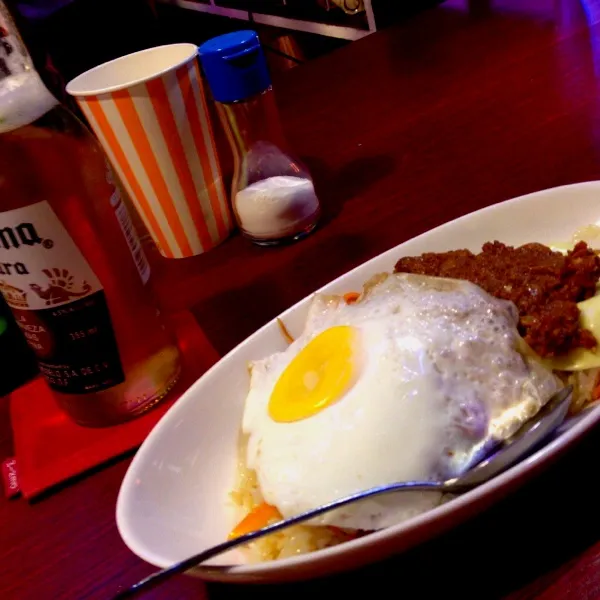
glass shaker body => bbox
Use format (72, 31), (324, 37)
(217, 87), (320, 245)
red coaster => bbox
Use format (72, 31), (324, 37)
(6, 311), (220, 500)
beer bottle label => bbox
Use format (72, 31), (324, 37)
(110, 191), (151, 285)
(0, 201), (125, 394)
(105, 165), (151, 285)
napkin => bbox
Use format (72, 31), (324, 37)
(3, 310), (219, 499)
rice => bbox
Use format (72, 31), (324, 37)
(230, 443), (353, 562)
(565, 367), (600, 414)
(230, 367), (600, 563)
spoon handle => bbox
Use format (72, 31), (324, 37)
(112, 480), (444, 599)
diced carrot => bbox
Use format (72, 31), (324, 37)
(229, 503), (282, 539)
(277, 318), (294, 344)
(344, 292), (360, 304)
(592, 373), (600, 401)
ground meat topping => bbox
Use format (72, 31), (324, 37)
(394, 241), (600, 357)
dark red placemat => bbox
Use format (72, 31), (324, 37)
(5, 310), (220, 499)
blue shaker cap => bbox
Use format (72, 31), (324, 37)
(198, 30), (271, 103)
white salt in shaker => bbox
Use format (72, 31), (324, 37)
(199, 31), (321, 245)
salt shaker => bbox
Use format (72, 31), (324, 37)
(199, 31), (321, 245)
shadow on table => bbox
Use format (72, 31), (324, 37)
(303, 153), (397, 227)
(206, 428), (600, 600)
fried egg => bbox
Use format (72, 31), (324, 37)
(241, 273), (561, 531)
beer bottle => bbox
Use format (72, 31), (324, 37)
(0, 2), (181, 426)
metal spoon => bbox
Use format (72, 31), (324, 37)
(114, 385), (573, 599)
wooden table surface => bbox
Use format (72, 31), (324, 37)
(5, 1), (600, 598)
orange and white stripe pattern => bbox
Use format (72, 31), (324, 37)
(77, 60), (231, 259)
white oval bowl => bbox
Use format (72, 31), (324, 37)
(116, 181), (600, 583)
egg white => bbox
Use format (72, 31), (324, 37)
(241, 273), (560, 531)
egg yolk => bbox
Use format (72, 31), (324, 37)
(268, 325), (358, 422)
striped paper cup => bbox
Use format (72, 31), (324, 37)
(67, 44), (232, 259)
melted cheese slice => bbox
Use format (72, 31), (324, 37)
(544, 295), (600, 371)
(545, 230), (600, 371)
